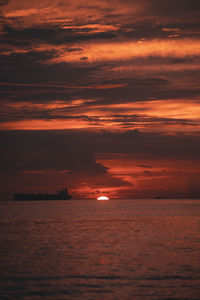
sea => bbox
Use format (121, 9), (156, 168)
(0, 199), (200, 300)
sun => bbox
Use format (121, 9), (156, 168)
(97, 196), (109, 200)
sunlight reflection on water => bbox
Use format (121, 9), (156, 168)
(0, 199), (200, 299)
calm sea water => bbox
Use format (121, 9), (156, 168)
(0, 199), (200, 300)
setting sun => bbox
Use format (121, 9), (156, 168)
(97, 196), (109, 201)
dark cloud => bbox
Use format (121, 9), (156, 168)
(115, 0), (200, 22)
(1, 129), (200, 199)
(0, 129), (200, 199)
(0, 130), (108, 175)
(1, 49), (200, 105)
(90, 129), (200, 160)
(2, 24), (117, 48)
(1, 130), (200, 168)
(148, 0), (200, 20)
(0, 51), (101, 88)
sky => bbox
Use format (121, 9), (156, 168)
(0, 0), (200, 200)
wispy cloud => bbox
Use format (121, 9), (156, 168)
(48, 39), (200, 63)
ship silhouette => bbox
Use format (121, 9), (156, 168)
(14, 188), (72, 201)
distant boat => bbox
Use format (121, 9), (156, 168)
(14, 188), (72, 201)
(154, 196), (165, 199)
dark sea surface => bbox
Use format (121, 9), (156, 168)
(0, 199), (200, 300)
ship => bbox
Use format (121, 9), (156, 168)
(14, 188), (72, 201)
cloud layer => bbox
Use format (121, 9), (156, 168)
(0, 0), (200, 199)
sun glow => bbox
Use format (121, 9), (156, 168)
(97, 196), (109, 201)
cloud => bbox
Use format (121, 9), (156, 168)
(1, 129), (199, 169)
(0, 0), (200, 199)
(1, 129), (200, 199)
(2, 0), (200, 26)
(46, 39), (200, 64)
(0, 130), (109, 175)
(0, 130), (133, 199)
(1, 96), (200, 132)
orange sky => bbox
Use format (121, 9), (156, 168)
(0, 0), (200, 199)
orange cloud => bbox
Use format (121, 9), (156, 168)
(162, 28), (180, 32)
(1, 99), (199, 132)
(3, 0), (199, 31)
(2, 0), (141, 28)
(96, 154), (200, 198)
(48, 39), (200, 64)
(0, 119), (94, 131)
(61, 24), (120, 33)
(112, 63), (200, 74)
(107, 99), (200, 121)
